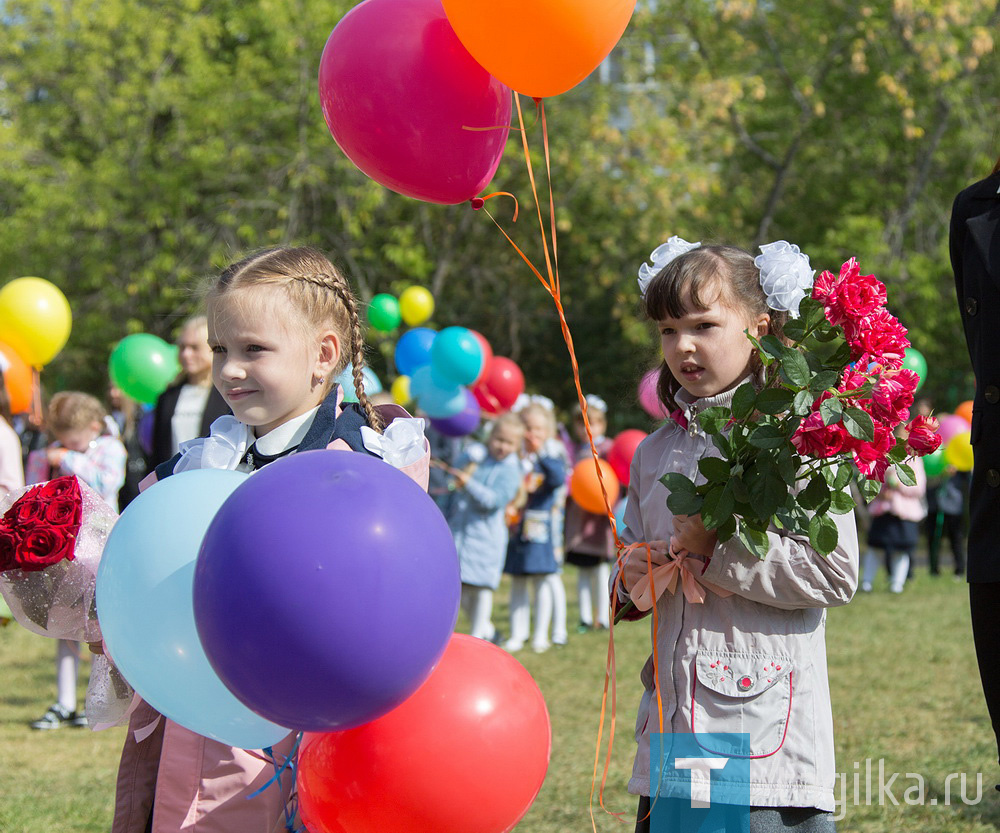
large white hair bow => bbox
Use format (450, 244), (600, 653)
(637, 236), (702, 297)
(754, 241), (815, 318)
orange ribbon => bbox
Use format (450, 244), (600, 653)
(627, 544), (733, 609)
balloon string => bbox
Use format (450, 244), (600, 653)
(30, 367), (42, 425)
(461, 101), (539, 133)
(484, 92), (666, 829)
(246, 733), (302, 801)
(471, 191), (519, 222)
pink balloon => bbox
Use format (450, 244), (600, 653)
(937, 413), (970, 446)
(638, 368), (669, 419)
(318, 0), (511, 205)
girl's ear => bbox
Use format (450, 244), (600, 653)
(754, 313), (771, 338)
(314, 331), (341, 380)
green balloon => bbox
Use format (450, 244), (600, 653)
(902, 348), (927, 391)
(109, 334), (181, 405)
(367, 293), (401, 332)
(922, 447), (946, 478)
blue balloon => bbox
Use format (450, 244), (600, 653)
(430, 326), (484, 387)
(96, 469), (291, 749)
(394, 327), (436, 376)
(410, 365), (465, 418)
(613, 496), (628, 533)
(335, 364), (383, 404)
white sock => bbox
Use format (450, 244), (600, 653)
(469, 588), (495, 640)
(545, 572), (567, 644)
(508, 576), (531, 644)
(889, 552), (911, 592)
(861, 550), (880, 588)
(593, 561), (611, 628)
(578, 567), (594, 626)
(533, 575), (552, 650)
(56, 640), (78, 713)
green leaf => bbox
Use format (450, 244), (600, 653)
(716, 515), (738, 542)
(887, 438), (908, 464)
(832, 463), (852, 490)
(860, 477), (882, 503)
(799, 475), (830, 511)
(738, 525), (770, 560)
(756, 387), (795, 415)
(667, 490), (703, 516)
(819, 397), (844, 425)
(731, 382), (757, 420)
(778, 349), (811, 387)
(698, 456), (731, 482)
(782, 317), (806, 341)
(842, 408), (875, 442)
(712, 433), (731, 457)
(895, 462), (916, 487)
(747, 423), (787, 449)
(697, 406), (731, 435)
(730, 475), (750, 502)
(776, 445), (799, 486)
(829, 488), (855, 514)
(793, 389), (814, 416)
(701, 484), (735, 530)
(759, 335), (789, 360)
(808, 370), (840, 394)
(808, 513), (840, 555)
(659, 472), (697, 495)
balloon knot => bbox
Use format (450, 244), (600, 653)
(470, 197), (485, 210)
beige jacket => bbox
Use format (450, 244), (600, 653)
(615, 386), (858, 811)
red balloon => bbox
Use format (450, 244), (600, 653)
(472, 355), (524, 415)
(606, 429), (647, 486)
(469, 330), (494, 386)
(318, 0), (511, 205)
(298, 634), (551, 833)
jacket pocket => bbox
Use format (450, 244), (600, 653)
(690, 651), (793, 759)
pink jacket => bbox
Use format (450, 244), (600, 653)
(111, 402), (429, 833)
(868, 456), (927, 522)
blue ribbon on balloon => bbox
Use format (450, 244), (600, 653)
(247, 733), (304, 833)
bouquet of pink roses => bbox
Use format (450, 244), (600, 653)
(662, 257), (942, 559)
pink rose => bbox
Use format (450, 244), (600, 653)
(869, 370), (919, 424)
(812, 269), (839, 302)
(824, 259), (886, 326)
(905, 415), (942, 456)
(791, 412), (848, 458)
(845, 308), (909, 369)
(849, 421), (895, 482)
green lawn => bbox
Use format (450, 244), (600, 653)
(1, 564), (998, 832)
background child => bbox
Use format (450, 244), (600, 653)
(616, 241), (858, 832)
(862, 453), (927, 593)
(444, 413), (524, 642)
(563, 395), (616, 631)
(26, 391), (126, 730)
(504, 402), (568, 653)
(110, 246), (428, 833)
(0, 369), (24, 495)
(926, 466), (968, 578)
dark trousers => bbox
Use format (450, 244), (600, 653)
(927, 512), (967, 575)
(970, 582), (1000, 761)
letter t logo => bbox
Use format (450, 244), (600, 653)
(674, 757), (729, 808)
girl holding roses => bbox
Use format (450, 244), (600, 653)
(614, 239), (858, 832)
(26, 391), (126, 730)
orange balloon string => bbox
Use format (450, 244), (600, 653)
(479, 94), (666, 829)
(470, 191), (519, 222)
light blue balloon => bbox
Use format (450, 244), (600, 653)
(97, 469), (291, 749)
(614, 497), (628, 533)
(394, 327), (436, 376)
(410, 365), (465, 418)
(335, 364), (383, 404)
(430, 326), (484, 387)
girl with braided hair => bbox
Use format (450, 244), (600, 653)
(109, 246), (430, 833)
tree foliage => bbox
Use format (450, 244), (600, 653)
(0, 0), (995, 420)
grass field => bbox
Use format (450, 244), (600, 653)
(2, 562), (999, 832)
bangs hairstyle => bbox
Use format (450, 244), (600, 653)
(207, 246), (383, 432)
(641, 245), (788, 412)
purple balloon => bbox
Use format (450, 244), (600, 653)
(194, 450), (460, 732)
(430, 388), (481, 437)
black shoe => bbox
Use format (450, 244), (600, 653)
(30, 703), (81, 730)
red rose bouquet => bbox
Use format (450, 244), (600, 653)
(662, 258), (942, 559)
(0, 475), (116, 641)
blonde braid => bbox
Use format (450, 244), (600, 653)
(328, 275), (384, 434)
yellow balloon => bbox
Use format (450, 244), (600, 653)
(0, 277), (72, 367)
(391, 375), (411, 405)
(944, 431), (973, 472)
(399, 286), (435, 327)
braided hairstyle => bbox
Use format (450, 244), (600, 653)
(209, 247), (383, 432)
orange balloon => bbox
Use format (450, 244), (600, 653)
(955, 400), (973, 425)
(569, 458), (620, 515)
(441, 0), (635, 98)
(0, 341), (33, 414)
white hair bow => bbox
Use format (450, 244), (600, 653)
(754, 241), (815, 318)
(637, 236), (702, 297)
